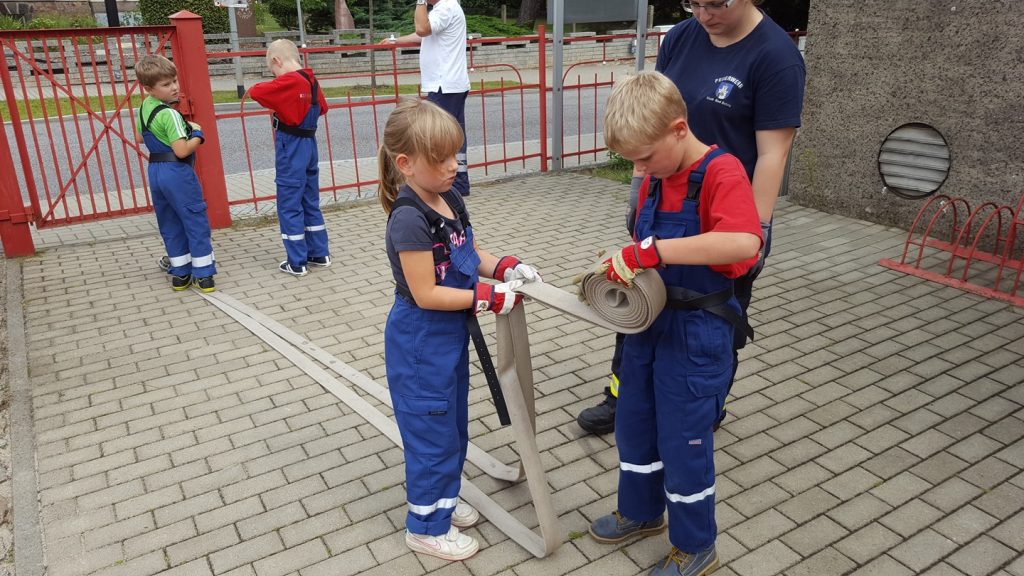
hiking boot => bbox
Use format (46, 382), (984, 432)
(171, 274), (192, 291)
(649, 546), (718, 576)
(406, 526), (479, 561)
(279, 261), (308, 277)
(589, 511), (666, 544)
(713, 409), (727, 432)
(192, 276), (215, 293)
(158, 255), (170, 272)
(577, 395), (617, 435)
(451, 499), (479, 528)
(308, 255), (332, 268)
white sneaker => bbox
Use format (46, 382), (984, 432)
(451, 499), (480, 528)
(406, 526), (479, 561)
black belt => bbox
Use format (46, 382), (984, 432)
(148, 152), (195, 166)
(395, 287), (512, 427)
(272, 116), (316, 138)
(664, 285), (754, 342)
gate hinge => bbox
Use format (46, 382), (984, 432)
(0, 210), (32, 224)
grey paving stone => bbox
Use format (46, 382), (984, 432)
(728, 509), (798, 550)
(834, 522), (902, 564)
(878, 498), (945, 538)
(870, 471), (933, 507)
(779, 515), (849, 558)
(945, 535), (1018, 576)
(827, 493), (894, 531)
(889, 529), (958, 573)
(729, 541), (801, 576)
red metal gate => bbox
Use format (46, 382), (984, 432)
(0, 12), (231, 256)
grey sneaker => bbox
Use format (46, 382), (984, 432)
(649, 546), (718, 576)
(158, 255), (170, 271)
(589, 511), (666, 543)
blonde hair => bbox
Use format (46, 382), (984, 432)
(135, 54), (177, 88)
(378, 98), (464, 214)
(266, 38), (301, 67)
(604, 71), (688, 153)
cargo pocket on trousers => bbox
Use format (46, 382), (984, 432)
(394, 395), (451, 458)
(683, 311), (732, 371)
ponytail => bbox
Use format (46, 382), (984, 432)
(378, 144), (401, 214)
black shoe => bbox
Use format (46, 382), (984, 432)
(577, 396), (617, 435)
(279, 261), (308, 277)
(158, 255), (170, 272)
(713, 408), (727, 432)
(192, 276), (215, 293)
(308, 255), (332, 268)
(171, 274), (191, 291)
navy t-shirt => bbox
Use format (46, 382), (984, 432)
(656, 14), (805, 179)
(385, 186), (469, 297)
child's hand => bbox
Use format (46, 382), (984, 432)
(188, 121), (202, 131)
(473, 280), (524, 315)
(493, 256), (543, 284)
(597, 236), (661, 286)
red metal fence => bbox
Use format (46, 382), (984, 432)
(1, 21), (672, 256)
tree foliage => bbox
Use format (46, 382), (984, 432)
(138, 0), (230, 33)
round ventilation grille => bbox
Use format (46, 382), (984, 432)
(877, 123), (951, 199)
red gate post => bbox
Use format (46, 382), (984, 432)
(170, 11), (232, 229)
(537, 25), (548, 173)
(0, 119), (35, 257)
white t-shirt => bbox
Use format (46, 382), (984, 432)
(420, 0), (470, 94)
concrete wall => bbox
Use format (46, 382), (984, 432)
(788, 0), (1024, 229)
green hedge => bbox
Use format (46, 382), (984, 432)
(138, 0), (230, 34)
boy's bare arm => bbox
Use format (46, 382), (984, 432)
(655, 231), (760, 267)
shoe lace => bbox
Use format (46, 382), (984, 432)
(662, 547), (692, 569)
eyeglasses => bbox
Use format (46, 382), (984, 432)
(683, 0), (735, 14)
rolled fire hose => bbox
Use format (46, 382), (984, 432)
(196, 269), (666, 558)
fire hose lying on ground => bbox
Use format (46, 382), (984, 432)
(197, 270), (666, 558)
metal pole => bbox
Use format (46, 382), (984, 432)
(635, 0), (648, 72)
(369, 0), (376, 89)
(551, 0), (563, 171)
(228, 6), (244, 98)
(103, 0), (120, 26)
(295, 0), (307, 47)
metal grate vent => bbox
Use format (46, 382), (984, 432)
(878, 123), (951, 199)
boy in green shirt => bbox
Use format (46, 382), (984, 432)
(135, 54), (216, 292)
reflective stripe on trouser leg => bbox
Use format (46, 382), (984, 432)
(276, 177), (308, 267)
(614, 331), (666, 522)
(302, 173), (329, 259)
(385, 299), (470, 536)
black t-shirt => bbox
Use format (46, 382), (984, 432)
(385, 186), (469, 296)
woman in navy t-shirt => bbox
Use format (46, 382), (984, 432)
(576, 0), (806, 441)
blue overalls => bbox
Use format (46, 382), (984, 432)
(141, 105), (216, 279)
(384, 191), (479, 535)
(615, 148), (737, 553)
(274, 71), (329, 268)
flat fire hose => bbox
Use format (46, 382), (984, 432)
(195, 269), (665, 558)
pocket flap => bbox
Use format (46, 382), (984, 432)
(395, 395), (449, 416)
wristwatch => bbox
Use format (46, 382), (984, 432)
(416, 0), (426, 5)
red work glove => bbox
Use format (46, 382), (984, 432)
(473, 280), (524, 315)
(597, 236), (661, 286)
(493, 256), (543, 283)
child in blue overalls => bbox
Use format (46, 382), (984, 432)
(379, 98), (541, 562)
(134, 54), (216, 293)
(249, 39), (331, 277)
(589, 72), (763, 576)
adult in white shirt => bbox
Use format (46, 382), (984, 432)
(387, 0), (472, 196)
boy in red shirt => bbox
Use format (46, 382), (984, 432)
(588, 71), (762, 576)
(249, 39), (332, 276)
